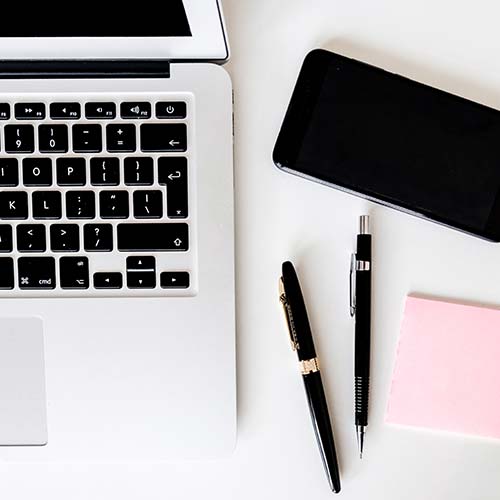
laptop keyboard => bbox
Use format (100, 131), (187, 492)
(0, 96), (195, 297)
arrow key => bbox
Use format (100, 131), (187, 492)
(160, 272), (190, 289)
(127, 271), (156, 289)
(94, 272), (123, 290)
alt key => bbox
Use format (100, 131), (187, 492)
(160, 272), (190, 289)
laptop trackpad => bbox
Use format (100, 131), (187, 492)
(0, 318), (47, 446)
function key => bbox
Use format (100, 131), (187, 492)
(60, 257), (89, 289)
(0, 257), (14, 289)
(23, 158), (52, 186)
(5, 125), (34, 153)
(160, 272), (190, 289)
(156, 102), (187, 119)
(140, 124), (187, 152)
(14, 103), (45, 120)
(18, 257), (55, 289)
(56, 158), (86, 186)
(0, 159), (18, 186)
(85, 102), (116, 120)
(121, 102), (151, 119)
(0, 104), (10, 120)
(94, 272), (123, 289)
(50, 103), (81, 120)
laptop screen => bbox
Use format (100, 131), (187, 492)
(0, 1), (192, 37)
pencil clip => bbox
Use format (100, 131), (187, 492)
(349, 253), (356, 317)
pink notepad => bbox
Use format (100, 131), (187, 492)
(386, 296), (500, 439)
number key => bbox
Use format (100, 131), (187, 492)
(5, 125), (34, 153)
(39, 125), (68, 153)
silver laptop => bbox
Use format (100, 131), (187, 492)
(0, 0), (235, 460)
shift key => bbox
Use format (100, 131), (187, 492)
(117, 223), (189, 251)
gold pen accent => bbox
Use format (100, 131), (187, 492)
(279, 277), (299, 351)
(300, 357), (320, 375)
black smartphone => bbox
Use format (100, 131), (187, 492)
(273, 49), (500, 242)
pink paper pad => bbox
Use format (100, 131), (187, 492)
(386, 296), (500, 439)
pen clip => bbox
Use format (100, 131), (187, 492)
(349, 253), (356, 317)
(279, 277), (298, 351)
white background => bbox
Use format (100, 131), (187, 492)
(3, 0), (500, 498)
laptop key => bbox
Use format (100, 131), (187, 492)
(0, 104), (10, 120)
(161, 272), (190, 289)
(32, 191), (62, 219)
(66, 191), (95, 219)
(15, 103), (45, 120)
(50, 224), (79, 252)
(140, 124), (187, 152)
(0, 192), (28, 219)
(124, 157), (153, 185)
(90, 157), (120, 185)
(0, 225), (12, 252)
(84, 224), (113, 252)
(85, 102), (116, 120)
(106, 124), (136, 152)
(23, 158), (52, 186)
(0, 159), (19, 186)
(94, 272), (123, 289)
(127, 271), (156, 289)
(117, 223), (188, 251)
(17, 224), (46, 252)
(156, 102), (187, 119)
(158, 157), (188, 218)
(18, 257), (55, 289)
(5, 125), (34, 153)
(39, 125), (69, 153)
(0, 257), (13, 289)
(73, 125), (102, 153)
(100, 191), (129, 219)
(121, 102), (151, 119)
(50, 103), (81, 120)
(127, 256), (155, 271)
(60, 257), (89, 289)
(133, 190), (163, 219)
(56, 158), (86, 186)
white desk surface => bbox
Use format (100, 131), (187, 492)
(3, 1), (500, 498)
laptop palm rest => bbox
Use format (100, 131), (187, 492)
(0, 318), (47, 446)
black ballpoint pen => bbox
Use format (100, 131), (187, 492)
(350, 215), (372, 459)
(279, 261), (341, 494)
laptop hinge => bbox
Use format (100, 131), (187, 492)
(0, 60), (171, 79)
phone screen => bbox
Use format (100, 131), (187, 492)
(273, 49), (500, 241)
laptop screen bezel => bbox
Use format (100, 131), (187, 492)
(0, 0), (229, 62)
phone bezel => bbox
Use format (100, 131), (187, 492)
(273, 49), (500, 242)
